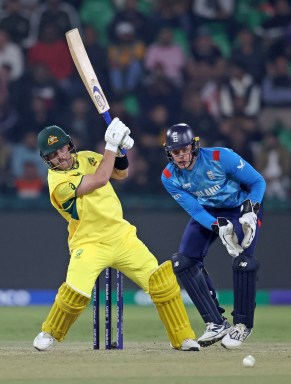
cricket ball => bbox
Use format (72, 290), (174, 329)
(243, 355), (255, 367)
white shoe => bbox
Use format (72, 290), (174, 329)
(180, 338), (200, 351)
(33, 331), (55, 351)
(198, 319), (231, 347)
(171, 338), (200, 351)
(221, 323), (252, 349)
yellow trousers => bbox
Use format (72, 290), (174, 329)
(67, 225), (158, 297)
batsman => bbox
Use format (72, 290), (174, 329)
(33, 118), (200, 352)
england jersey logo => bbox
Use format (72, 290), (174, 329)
(207, 170), (216, 180)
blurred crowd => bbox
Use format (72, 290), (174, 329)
(0, 0), (291, 201)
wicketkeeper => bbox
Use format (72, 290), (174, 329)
(33, 118), (200, 351)
(161, 123), (266, 349)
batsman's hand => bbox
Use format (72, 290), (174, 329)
(239, 199), (259, 249)
(121, 134), (134, 149)
(116, 135), (134, 156)
(105, 117), (131, 153)
(212, 218), (243, 257)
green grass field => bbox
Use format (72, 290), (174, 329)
(0, 305), (290, 384)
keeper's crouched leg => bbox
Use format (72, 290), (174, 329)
(42, 282), (90, 341)
(149, 261), (200, 351)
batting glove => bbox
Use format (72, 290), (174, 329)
(212, 218), (243, 257)
(121, 134), (134, 149)
(105, 117), (131, 153)
(116, 135), (134, 157)
(239, 199), (260, 249)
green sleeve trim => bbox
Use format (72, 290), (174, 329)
(62, 198), (79, 220)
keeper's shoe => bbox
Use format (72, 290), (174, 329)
(221, 323), (252, 349)
(33, 331), (55, 351)
(198, 319), (231, 347)
(171, 338), (200, 351)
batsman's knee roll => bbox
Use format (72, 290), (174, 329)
(149, 261), (196, 349)
(42, 282), (90, 341)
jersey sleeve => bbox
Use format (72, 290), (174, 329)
(219, 148), (266, 203)
(161, 171), (217, 230)
(52, 173), (83, 211)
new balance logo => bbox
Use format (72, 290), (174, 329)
(229, 329), (242, 341)
(239, 262), (248, 267)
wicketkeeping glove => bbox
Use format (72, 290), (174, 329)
(104, 117), (131, 153)
(212, 217), (243, 257)
(239, 199), (260, 249)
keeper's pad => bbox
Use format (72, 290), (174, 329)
(149, 260), (196, 349)
(233, 255), (260, 328)
(172, 253), (223, 324)
(42, 282), (90, 341)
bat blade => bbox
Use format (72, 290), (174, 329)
(65, 28), (126, 154)
(65, 28), (110, 116)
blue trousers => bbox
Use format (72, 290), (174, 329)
(179, 205), (263, 260)
(178, 205), (263, 302)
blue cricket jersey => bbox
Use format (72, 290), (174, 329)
(161, 147), (266, 230)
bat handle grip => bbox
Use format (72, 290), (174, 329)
(102, 111), (126, 155)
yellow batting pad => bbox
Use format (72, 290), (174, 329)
(42, 282), (90, 341)
(149, 261), (196, 349)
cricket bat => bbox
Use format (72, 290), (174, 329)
(65, 28), (126, 153)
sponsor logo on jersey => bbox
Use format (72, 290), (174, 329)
(75, 249), (83, 258)
(237, 159), (245, 170)
(172, 194), (181, 200)
(88, 157), (97, 166)
(69, 182), (76, 190)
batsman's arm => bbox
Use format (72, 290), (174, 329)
(111, 155), (129, 180)
(76, 150), (117, 196)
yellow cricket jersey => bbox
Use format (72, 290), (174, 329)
(47, 150), (131, 249)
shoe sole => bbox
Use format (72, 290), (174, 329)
(198, 333), (226, 347)
(221, 342), (241, 349)
(198, 328), (231, 348)
(180, 346), (201, 351)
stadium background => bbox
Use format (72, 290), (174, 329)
(0, 0), (291, 306)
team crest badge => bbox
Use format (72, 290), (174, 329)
(75, 249), (83, 258)
(48, 135), (59, 146)
(88, 157), (97, 166)
(171, 131), (179, 142)
(207, 170), (216, 180)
